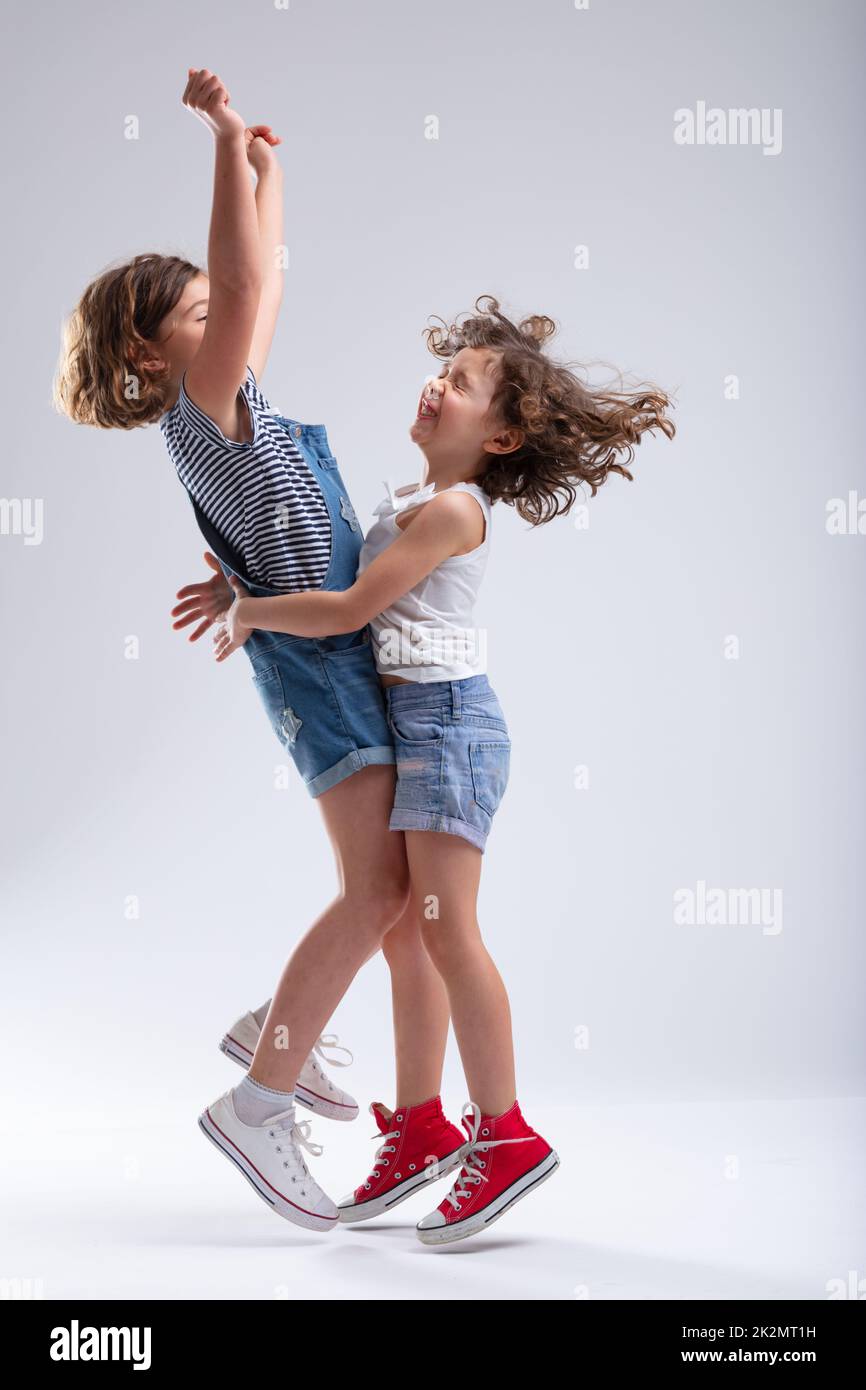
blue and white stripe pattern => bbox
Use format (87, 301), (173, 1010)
(160, 364), (332, 592)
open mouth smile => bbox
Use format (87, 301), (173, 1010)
(417, 390), (438, 419)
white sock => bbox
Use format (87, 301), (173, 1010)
(232, 1074), (295, 1126)
(252, 1000), (271, 1029)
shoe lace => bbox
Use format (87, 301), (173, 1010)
(443, 1101), (535, 1211)
(307, 1034), (354, 1095)
(266, 1108), (324, 1196)
(312, 1033), (354, 1068)
(364, 1114), (401, 1184)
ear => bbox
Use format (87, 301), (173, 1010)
(131, 343), (166, 375)
(483, 427), (524, 456)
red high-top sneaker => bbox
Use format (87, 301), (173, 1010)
(337, 1095), (466, 1224)
(416, 1099), (560, 1245)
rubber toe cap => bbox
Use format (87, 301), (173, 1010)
(416, 1209), (447, 1230)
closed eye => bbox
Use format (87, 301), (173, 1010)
(440, 366), (469, 392)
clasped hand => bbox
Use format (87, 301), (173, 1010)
(213, 575), (253, 662)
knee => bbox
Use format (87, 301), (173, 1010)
(381, 899), (427, 958)
(354, 876), (412, 942)
(418, 914), (471, 973)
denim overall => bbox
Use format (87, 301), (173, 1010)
(180, 413), (395, 796)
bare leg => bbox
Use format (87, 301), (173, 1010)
(248, 765), (410, 1091)
(380, 900), (451, 1107)
(251, 902), (452, 1105)
(404, 830), (516, 1117)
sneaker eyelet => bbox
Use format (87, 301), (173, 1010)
(395, 1172), (402, 1179)
(409, 1164), (416, 1171)
(383, 1159), (389, 1165)
(365, 1183), (371, 1190)
(481, 1127), (489, 1136)
(395, 1130), (401, 1137)
(396, 1114), (403, 1121)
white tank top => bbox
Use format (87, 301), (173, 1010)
(356, 478), (492, 682)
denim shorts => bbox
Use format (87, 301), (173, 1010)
(246, 626), (396, 797)
(384, 673), (511, 853)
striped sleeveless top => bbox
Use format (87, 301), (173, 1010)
(159, 364), (331, 592)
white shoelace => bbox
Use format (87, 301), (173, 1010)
(266, 1111), (324, 1194)
(365, 1109), (401, 1184)
(311, 1033), (354, 1068)
(443, 1102), (535, 1211)
(305, 1034), (354, 1096)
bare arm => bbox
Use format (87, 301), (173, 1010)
(181, 69), (263, 439)
(247, 158), (284, 383)
(232, 493), (482, 639)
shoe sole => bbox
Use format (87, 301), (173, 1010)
(198, 1107), (339, 1233)
(218, 1034), (360, 1123)
(416, 1149), (561, 1246)
(337, 1144), (467, 1224)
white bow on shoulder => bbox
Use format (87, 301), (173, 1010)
(372, 478), (438, 519)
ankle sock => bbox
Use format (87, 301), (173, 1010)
(232, 1074), (295, 1126)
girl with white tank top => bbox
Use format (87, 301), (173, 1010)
(211, 306), (672, 1244)
(355, 478), (492, 682)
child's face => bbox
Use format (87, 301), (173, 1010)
(145, 273), (210, 382)
(410, 346), (519, 467)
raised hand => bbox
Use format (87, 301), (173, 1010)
(171, 551), (235, 643)
(182, 67), (246, 139)
(245, 123), (282, 176)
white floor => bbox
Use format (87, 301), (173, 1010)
(2, 1095), (862, 1300)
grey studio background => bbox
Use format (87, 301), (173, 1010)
(2, 0), (864, 1300)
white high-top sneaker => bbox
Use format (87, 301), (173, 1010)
(198, 1088), (339, 1232)
(219, 1005), (359, 1122)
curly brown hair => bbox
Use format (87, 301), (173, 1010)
(52, 253), (202, 429)
(423, 295), (677, 525)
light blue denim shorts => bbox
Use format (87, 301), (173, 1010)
(384, 674), (511, 852)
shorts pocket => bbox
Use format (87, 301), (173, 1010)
(251, 662), (278, 686)
(251, 663), (303, 749)
(463, 714), (510, 735)
(469, 740), (511, 817)
(460, 697), (509, 736)
(388, 705), (445, 746)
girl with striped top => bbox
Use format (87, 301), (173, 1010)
(54, 68), (418, 1232)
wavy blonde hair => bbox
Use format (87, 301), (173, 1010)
(424, 294), (677, 525)
(53, 253), (201, 429)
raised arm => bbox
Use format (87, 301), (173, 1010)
(245, 127), (284, 383)
(181, 68), (263, 441)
